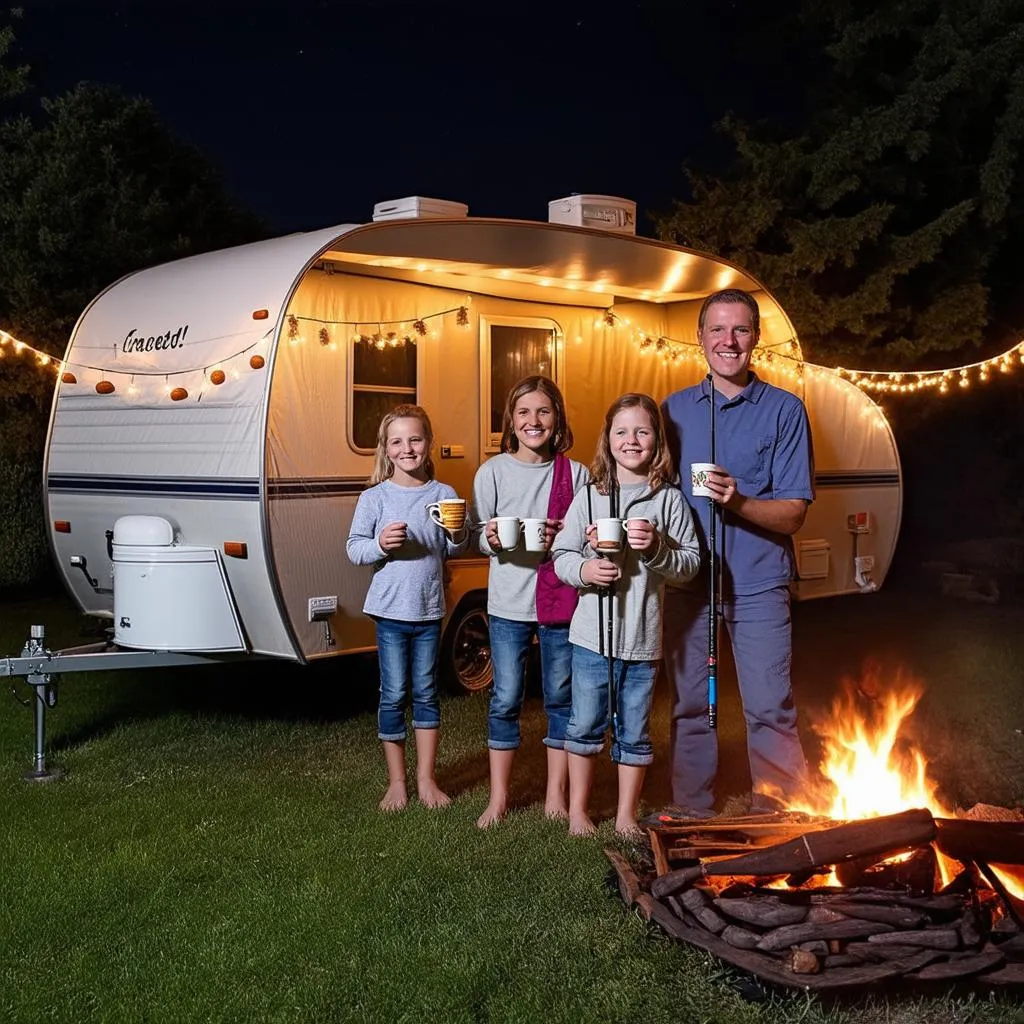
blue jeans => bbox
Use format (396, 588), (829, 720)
(374, 617), (442, 742)
(664, 585), (808, 812)
(565, 644), (657, 767)
(487, 616), (572, 750)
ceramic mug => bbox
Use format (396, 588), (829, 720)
(493, 516), (521, 550)
(521, 517), (547, 553)
(691, 462), (721, 498)
(426, 498), (466, 531)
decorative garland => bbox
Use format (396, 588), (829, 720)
(0, 298), (472, 402)
(4, 294), (1022, 403)
(597, 307), (1024, 396)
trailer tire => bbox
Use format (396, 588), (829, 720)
(442, 593), (493, 695)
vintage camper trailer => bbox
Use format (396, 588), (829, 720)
(43, 195), (901, 694)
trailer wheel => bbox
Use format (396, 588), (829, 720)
(442, 594), (492, 695)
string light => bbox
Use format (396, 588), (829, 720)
(598, 309), (1024, 398)
(4, 307), (1022, 405)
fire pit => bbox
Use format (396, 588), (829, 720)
(605, 670), (1024, 990)
(606, 805), (1024, 990)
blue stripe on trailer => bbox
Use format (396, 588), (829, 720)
(48, 475), (260, 499)
(47, 475), (369, 499)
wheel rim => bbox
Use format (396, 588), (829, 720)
(451, 607), (492, 693)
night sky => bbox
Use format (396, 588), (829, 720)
(14, 0), (804, 235)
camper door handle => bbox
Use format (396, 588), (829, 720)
(69, 555), (99, 589)
(105, 529), (114, 561)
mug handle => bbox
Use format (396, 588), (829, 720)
(426, 503), (442, 526)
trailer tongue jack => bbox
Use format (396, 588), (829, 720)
(3, 623), (242, 782)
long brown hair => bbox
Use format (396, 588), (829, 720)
(589, 393), (674, 495)
(499, 375), (573, 456)
(370, 404), (436, 485)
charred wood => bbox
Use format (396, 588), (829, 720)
(787, 949), (821, 974)
(642, 896), (941, 989)
(934, 818), (1024, 866)
(713, 896), (808, 928)
(866, 929), (959, 950)
(603, 847), (641, 907)
(650, 809), (935, 898)
(912, 950), (1005, 980)
(822, 902), (927, 928)
(756, 919), (895, 952)
(680, 888), (728, 933)
(721, 924), (761, 949)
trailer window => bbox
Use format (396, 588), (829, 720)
(480, 316), (562, 453)
(351, 339), (417, 451)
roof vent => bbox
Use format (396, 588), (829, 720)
(548, 194), (636, 235)
(372, 196), (469, 222)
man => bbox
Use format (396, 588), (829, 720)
(661, 288), (814, 816)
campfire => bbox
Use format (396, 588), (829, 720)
(608, 668), (1024, 990)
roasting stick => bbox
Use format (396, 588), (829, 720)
(706, 373), (719, 730)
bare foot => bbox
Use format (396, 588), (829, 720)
(615, 819), (643, 839)
(544, 800), (569, 821)
(417, 779), (452, 809)
(476, 801), (507, 829)
(568, 812), (597, 837)
(379, 781), (408, 812)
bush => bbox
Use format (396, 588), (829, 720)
(0, 454), (52, 588)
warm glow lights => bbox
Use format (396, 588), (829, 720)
(596, 306), (1024, 399)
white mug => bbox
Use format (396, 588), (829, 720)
(493, 516), (521, 550)
(595, 517), (625, 553)
(691, 462), (721, 499)
(521, 517), (547, 553)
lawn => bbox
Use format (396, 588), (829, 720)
(2, 580), (1024, 1023)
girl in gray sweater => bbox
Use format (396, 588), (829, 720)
(471, 376), (588, 829)
(553, 393), (700, 837)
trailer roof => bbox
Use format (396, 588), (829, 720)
(322, 217), (768, 309)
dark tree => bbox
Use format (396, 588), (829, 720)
(0, 18), (266, 587)
(654, 0), (1024, 367)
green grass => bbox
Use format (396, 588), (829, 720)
(2, 585), (1024, 1023)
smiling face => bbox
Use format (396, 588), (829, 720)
(699, 299), (759, 396)
(511, 389), (556, 462)
(609, 405), (656, 485)
(385, 416), (430, 483)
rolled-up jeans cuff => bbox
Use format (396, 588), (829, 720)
(565, 739), (603, 757)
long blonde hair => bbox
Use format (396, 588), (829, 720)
(589, 393), (674, 495)
(370, 404), (436, 485)
(499, 375), (573, 455)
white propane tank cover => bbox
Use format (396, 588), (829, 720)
(113, 515), (174, 547)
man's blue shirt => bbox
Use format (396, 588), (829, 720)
(662, 373), (815, 597)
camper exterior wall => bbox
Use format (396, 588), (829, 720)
(47, 224), (361, 659)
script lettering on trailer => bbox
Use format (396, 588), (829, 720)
(122, 324), (189, 353)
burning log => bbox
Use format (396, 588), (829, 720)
(650, 808), (935, 898)
(934, 817), (1024, 865)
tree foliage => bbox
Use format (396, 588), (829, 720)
(654, 0), (1024, 366)
(0, 16), (266, 586)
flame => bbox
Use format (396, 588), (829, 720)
(785, 664), (954, 821)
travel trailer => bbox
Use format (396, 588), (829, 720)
(40, 194), (901, 699)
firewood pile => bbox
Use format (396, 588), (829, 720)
(605, 806), (1024, 991)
